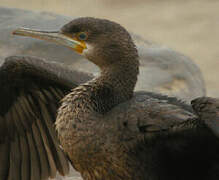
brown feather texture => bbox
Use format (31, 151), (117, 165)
(0, 17), (219, 180)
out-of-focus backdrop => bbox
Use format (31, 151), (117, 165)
(1, 0), (219, 96)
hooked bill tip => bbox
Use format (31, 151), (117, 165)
(12, 28), (26, 36)
(12, 29), (18, 35)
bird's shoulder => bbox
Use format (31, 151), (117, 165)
(104, 91), (197, 141)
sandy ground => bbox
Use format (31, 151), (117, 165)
(0, 0), (219, 96)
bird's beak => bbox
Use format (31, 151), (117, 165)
(12, 28), (87, 54)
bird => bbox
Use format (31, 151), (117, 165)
(0, 6), (206, 103)
(0, 17), (218, 180)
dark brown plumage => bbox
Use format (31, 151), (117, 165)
(0, 56), (92, 180)
(192, 97), (219, 137)
(0, 17), (219, 180)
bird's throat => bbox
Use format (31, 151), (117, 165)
(96, 61), (139, 108)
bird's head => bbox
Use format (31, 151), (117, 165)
(13, 17), (138, 70)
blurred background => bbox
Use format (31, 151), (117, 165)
(0, 0), (219, 96)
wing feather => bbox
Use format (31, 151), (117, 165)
(12, 101), (26, 135)
(32, 122), (50, 179)
(20, 135), (30, 180)
(37, 94), (69, 176)
(0, 142), (10, 180)
(0, 56), (90, 179)
(8, 135), (21, 180)
(26, 130), (41, 180)
(50, 87), (64, 99)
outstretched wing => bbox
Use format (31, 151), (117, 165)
(0, 56), (92, 180)
(192, 97), (219, 137)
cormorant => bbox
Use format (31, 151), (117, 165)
(0, 17), (218, 180)
(0, 6), (207, 103)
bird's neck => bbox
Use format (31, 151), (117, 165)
(90, 59), (139, 113)
(101, 61), (138, 96)
(71, 57), (139, 115)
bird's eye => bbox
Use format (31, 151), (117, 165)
(78, 32), (88, 40)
